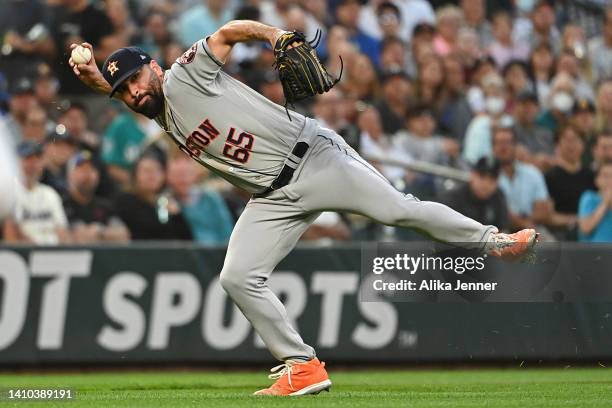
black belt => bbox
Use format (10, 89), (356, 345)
(254, 141), (309, 198)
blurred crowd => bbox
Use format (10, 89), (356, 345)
(0, 0), (611, 245)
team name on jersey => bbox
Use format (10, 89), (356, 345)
(180, 118), (256, 165)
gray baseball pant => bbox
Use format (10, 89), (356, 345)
(219, 128), (496, 361)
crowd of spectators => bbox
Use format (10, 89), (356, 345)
(1, 0), (611, 244)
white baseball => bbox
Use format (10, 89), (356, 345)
(71, 45), (92, 64)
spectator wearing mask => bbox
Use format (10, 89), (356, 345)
(465, 56), (498, 114)
(166, 153), (233, 245)
(545, 125), (595, 240)
(536, 73), (576, 134)
(442, 157), (509, 232)
(492, 125), (551, 231)
(114, 154), (192, 241)
(463, 74), (510, 165)
(578, 161), (612, 242)
(3, 141), (70, 244)
(487, 11), (530, 69)
(555, 50), (594, 102)
(513, 90), (555, 171)
(63, 151), (129, 243)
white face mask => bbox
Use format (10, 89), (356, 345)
(516, 0), (535, 13)
(485, 96), (505, 115)
(551, 92), (574, 113)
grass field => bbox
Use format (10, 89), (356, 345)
(0, 367), (611, 407)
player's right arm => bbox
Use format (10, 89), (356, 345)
(68, 42), (113, 96)
(206, 20), (286, 63)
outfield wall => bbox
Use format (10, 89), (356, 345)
(0, 244), (611, 365)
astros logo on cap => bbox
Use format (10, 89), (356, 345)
(107, 61), (119, 76)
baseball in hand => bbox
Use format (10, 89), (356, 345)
(71, 45), (92, 64)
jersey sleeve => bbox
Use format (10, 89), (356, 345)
(172, 37), (224, 86)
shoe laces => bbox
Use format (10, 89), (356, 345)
(485, 232), (517, 255)
(491, 232), (517, 248)
(268, 360), (296, 390)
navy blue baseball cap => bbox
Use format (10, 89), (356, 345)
(102, 47), (152, 97)
(17, 141), (43, 157)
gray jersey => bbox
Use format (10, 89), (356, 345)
(155, 38), (318, 194)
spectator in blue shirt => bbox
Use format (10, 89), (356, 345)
(578, 161), (612, 242)
(335, 0), (381, 66)
(492, 125), (552, 232)
(178, 0), (233, 48)
(167, 153), (234, 245)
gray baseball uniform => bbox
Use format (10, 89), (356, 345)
(156, 39), (497, 361)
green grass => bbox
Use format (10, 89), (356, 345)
(0, 367), (611, 407)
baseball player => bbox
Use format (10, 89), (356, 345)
(69, 20), (538, 396)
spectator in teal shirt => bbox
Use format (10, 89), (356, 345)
(578, 161), (612, 242)
(178, 0), (233, 48)
(167, 153), (234, 245)
(102, 110), (147, 188)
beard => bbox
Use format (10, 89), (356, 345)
(131, 74), (164, 119)
(76, 183), (97, 198)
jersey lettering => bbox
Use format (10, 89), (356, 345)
(181, 119), (256, 165)
(223, 128), (254, 164)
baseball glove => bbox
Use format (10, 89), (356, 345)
(273, 30), (342, 118)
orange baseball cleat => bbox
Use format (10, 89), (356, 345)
(253, 358), (332, 396)
(487, 228), (539, 261)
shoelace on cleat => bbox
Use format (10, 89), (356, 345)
(268, 360), (295, 390)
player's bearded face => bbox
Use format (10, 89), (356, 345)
(123, 66), (164, 119)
